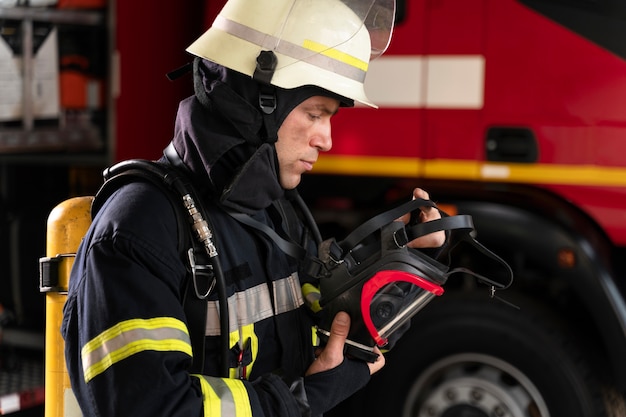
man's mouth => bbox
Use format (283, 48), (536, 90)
(301, 160), (315, 171)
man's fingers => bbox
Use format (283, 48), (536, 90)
(412, 188), (430, 200)
(367, 347), (386, 375)
(403, 187), (446, 248)
(306, 312), (350, 376)
(407, 233), (446, 248)
(325, 311), (350, 354)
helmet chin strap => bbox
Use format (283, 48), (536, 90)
(254, 51), (279, 143)
(192, 57), (212, 110)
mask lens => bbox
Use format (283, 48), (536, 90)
(361, 270), (443, 346)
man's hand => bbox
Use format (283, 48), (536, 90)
(398, 188), (446, 248)
(306, 312), (385, 376)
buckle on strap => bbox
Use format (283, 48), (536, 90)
(187, 248), (215, 300)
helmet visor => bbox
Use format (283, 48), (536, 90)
(273, 0), (396, 62)
(341, 0), (395, 60)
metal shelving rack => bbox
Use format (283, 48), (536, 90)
(0, 6), (111, 164)
(0, 5), (112, 415)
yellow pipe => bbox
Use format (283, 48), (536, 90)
(43, 196), (93, 417)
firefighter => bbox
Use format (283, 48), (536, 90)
(61, 0), (444, 416)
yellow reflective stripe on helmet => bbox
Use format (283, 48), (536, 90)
(194, 375), (252, 417)
(213, 15), (366, 82)
(303, 39), (368, 72)
(81, 317), (192, 383)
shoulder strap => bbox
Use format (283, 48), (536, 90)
(224, 205), (328, 280)
(93, 159), (221, 375)
(226, 210), (308, 260)
(93, 161), (189, 252)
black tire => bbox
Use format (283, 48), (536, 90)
(330, 291), (610, 417)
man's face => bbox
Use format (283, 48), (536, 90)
(275, 95), (340, 189)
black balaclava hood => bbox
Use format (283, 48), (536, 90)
(170, 58), (352, 214)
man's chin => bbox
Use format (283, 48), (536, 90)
(279, 175), (302, 190)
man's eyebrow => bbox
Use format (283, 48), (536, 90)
(312, 103), (340, 115)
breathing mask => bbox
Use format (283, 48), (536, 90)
(315, 198), (514, 362)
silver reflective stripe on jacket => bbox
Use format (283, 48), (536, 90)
(205, 273), (304, 336)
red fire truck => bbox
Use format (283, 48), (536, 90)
(8, 0), (625, 415)
(296, 0), (626, 416)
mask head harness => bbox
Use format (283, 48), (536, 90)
(314, 198), (514, 362)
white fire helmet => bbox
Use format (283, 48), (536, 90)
(186, 0), (395, 108)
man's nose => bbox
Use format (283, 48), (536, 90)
(313, 122), (333, 152)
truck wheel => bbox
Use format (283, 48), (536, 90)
(352, 291), (612, 417)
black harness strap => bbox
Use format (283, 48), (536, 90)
(95, 161), (214, 375)
(227, 210), (308, 260)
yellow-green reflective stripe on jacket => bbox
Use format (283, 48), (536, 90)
(194, 375), (252, 417)
(81, 317), (192, 382)
(228, 323), (259, 380)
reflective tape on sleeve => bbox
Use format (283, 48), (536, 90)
(81, 317), (192, 382)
